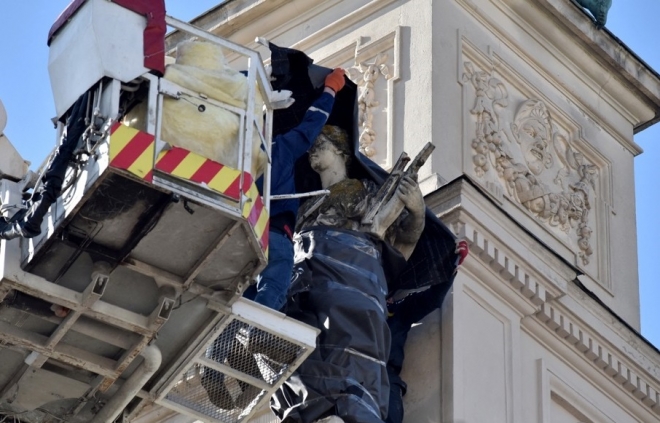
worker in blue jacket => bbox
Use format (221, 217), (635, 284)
(244, 68), (346, 310)
(203, 69), (346, 410)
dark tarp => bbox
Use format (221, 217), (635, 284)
(267, 41), (459, 296)
(266, 42), (460, 423)
(273, 228), (392, 423)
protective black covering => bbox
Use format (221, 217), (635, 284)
(273, 228), (393, 423)
(266, 43), (460, 423)
(269, 42), (357, 140)
(267, 42), (458, 296)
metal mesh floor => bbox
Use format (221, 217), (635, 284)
(164, 319), (307, 423)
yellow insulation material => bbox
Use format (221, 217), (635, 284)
(160, 40), (267, 178)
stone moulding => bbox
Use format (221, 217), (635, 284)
(456, 33), (615, 293)
(535, 0), (660, 134)
(453, 219), (553, 308)
(348, 51), (392, 158)
(455, 0), (648, 152)
(444, 209), (660, 416)
(288, 0), (399, 55)
(431, 172), (660, 416)
(535, 301), (660, 415)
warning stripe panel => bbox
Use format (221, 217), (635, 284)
(207, 166), (240, 195)
(155, 147), (244, 202)
(242, 182), (269, 253)
(127, 141), (156, 179)
(224, 176), (242, 200)
(108, 124), (269, 253)
(109, 122), (134, 160)
(171, 152), (208, 180)
(155, 147), (189, 174)
(254, 198), (269, 253)
(261, 223), (270, 258)
(109, 123), (155, 180)
(190, 160), (223, 184)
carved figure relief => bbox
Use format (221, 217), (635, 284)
(348, 53), (391, 158)
(463, 62), (597, 265)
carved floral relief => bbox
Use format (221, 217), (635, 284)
(463, 62), (597, 265)
(348, 53), (392, 158)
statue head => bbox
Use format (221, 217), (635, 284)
(309, 125), (352, 173)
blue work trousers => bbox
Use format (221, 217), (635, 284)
(244, 229), (294, 310)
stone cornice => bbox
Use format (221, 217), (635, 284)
(284, 0), (400, 53)
(429, 179), (660, 416)
(535, 0), (660, 133)
(165, 0), (296, 50)
(428, 178), (575, 298)
(533, 299), (660, 415)
(456, 0), (646, 155)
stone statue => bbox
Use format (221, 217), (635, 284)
(272, 125), (426, 423)
(298, 125), (426, 258)
(573, 0), (612, 29)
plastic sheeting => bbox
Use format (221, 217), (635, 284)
(161, 41), (267, 178)
(272, 228), (397, 423)
(266, 43), (460, 423)
(266, 42), (458, 295)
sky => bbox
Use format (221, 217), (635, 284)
(0, 1), (658, 346)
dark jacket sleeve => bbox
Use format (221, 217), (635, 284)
(276, 91), (335, 160)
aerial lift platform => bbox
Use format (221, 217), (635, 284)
(0, 1), (317, 422)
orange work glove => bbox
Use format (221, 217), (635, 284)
(324, 68), (346, 94)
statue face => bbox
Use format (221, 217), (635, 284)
(309, 135), (344, 173)
(518, 119), (550, 176)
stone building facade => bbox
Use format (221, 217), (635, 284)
(140, 0), (660, 421)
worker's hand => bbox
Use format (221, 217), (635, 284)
(324, 68), (346, 94)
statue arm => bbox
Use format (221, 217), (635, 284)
(371, 175), (425, 260)
(392, 176), (425, 260)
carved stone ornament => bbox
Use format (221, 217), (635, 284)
(463, 62), (597, 265)
(347, 52), (392, 158)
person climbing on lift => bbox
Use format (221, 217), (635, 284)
(243, 67), (347, 310)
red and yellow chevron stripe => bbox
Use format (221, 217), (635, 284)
(153, 146), (243, 201)
(109, 123), (269, 254)
(242, 179), (269, 257)
(109, 123), (155, 180)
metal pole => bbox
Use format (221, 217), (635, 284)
(89, 345), (162, 423)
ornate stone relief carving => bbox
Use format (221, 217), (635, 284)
(316, 29), (400, 168)
(348, 53), (392, 158)
(462, 62), (597, 265)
